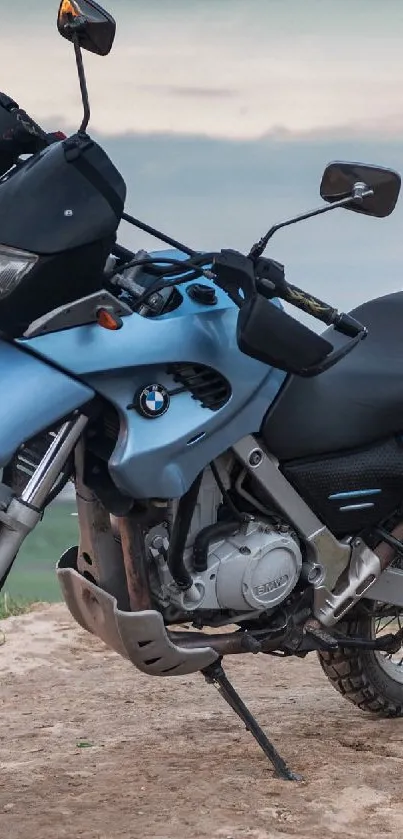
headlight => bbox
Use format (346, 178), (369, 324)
(0, 245), (38, 300)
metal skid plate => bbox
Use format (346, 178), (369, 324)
(57, 547), (218, 676)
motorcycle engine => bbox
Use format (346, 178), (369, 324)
(149, 465), (303, 620)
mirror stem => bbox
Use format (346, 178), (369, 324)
(73, 35), (91, 134)
(248, 188), (374, 261)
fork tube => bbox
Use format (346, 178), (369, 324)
(22, 414), (88, 508)
(0, 414), (88, 581)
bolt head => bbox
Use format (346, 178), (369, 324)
(249, 449), (262, 467)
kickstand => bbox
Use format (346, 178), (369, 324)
(202, 660), (302, 781)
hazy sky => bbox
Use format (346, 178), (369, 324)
(2, 0), (403, 314)
(4, 0), (403, 140)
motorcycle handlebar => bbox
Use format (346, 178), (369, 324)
(114, 248), (367, 345)
(278, 283), (366, 338)
(278, 282), (338, 325)
(248, 255), (368, 374)
(0, 91), (66, 158)
(255, 274), (365, 340)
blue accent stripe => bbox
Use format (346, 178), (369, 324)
(339, 502), (375, 512)
(328, 489), (381, 500)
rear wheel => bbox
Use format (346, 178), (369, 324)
(318, 602), (403, 717)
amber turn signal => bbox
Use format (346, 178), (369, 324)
(95, 307), (123, 330)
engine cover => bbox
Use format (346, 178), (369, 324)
(161, 521), (302, 616)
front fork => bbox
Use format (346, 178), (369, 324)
(0, 413), (88, 586)
(0, 407), (154, 612)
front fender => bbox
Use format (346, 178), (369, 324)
(0, 340), (94, 466)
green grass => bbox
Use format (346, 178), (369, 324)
(2, 500), (78, 603)
(0, 592), (33, 619)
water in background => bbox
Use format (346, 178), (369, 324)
(2, 0), (403, 599)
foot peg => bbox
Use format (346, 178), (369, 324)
(303, 618), (403, 653)
(202, 660), (301, 781)
(303, 619), (339, 650)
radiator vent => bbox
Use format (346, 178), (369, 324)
(86, 403), (120, 461)
(167, 362), (231, 411)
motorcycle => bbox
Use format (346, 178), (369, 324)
(1, 0), (403, 782)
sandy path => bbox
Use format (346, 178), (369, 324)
(1, 604), (403, 839)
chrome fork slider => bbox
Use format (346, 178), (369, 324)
(0, 413), (88, 581)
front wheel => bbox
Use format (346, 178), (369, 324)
(318, 602), (403, 717)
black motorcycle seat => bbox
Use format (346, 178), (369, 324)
(262, 291), (403, 460)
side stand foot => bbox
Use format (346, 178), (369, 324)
(202, 660), (302, 781)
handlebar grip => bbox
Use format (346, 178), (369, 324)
(255, 273), (338, 326)
(281, 283), (338, 326)
(252, 263), (368, 376)
(257, 277), (366, 338)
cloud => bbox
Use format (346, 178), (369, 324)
(3, 0), (403, 141)
(63, 127), (402, 316)
(137, 85), (237, 101)
(3, 0), (403, 316)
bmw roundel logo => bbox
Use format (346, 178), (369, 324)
(135, 384), (170, 419)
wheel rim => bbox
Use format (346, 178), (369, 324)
(373, 606), (403, 683)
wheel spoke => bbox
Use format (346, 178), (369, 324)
(374, 603), (403, 682)
(377, 615), (396, 632)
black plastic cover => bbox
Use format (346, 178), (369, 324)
(282, 436), (403, 537)
(262, 291), (403, 461)
(214, 250), (256, 306)
(0, 240), (114, 338)
(236, 294), (333, 375)
(0, 133), (126, 254)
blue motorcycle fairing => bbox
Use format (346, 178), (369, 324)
(21, 249), (286, 499)
(0, 339), (94, 467)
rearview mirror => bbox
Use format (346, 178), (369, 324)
(57, 0), (116, 56)
(320, 161), (401, 218)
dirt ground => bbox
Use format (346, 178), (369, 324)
(1, 606), (403, 839)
